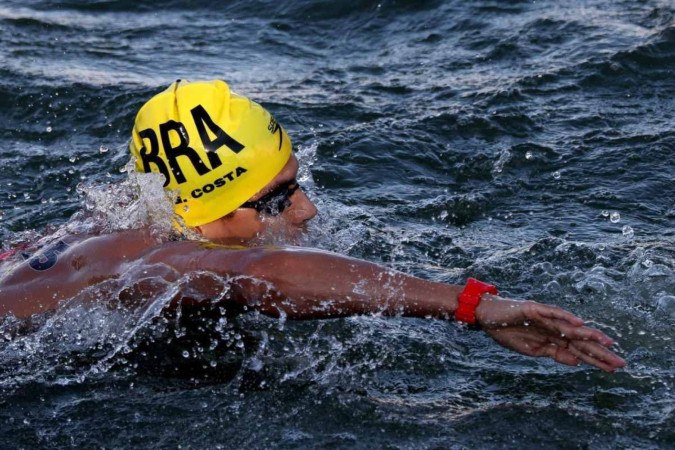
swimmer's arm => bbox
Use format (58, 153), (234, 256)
(147, 242), (462, 319)
(149, 242), (626, 372)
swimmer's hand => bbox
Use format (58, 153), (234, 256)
(475, 295), (627, 372)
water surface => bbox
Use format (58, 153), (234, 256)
(0, 0), (673, 448)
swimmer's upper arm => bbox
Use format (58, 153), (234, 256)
(140, 241), (259, 276)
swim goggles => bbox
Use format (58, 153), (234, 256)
(239, 179), (301, 216)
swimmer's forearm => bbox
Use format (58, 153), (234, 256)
(237, 248), (462, 320)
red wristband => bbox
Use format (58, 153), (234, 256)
(455, 278), (498, 326)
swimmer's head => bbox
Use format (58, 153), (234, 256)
(129, 79), (292, 227)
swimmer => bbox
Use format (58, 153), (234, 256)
(0, 80), (626, 372)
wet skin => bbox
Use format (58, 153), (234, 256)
(195, 155), (318, 244)
(0, 155), (626, 372)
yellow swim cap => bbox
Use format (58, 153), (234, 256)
(129, 79), (292, 227)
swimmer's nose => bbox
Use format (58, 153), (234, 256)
(286, 189), (317, 225)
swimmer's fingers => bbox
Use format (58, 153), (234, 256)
(566, 339), (627, 373)
(536, 341), (580, 367)
(537, 316), (616, 348)
(534, 335), (625, 372)
(487, 322), (626, 372)
(489, 328), (580, 366)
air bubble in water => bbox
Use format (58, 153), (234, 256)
(525, 151), (533, 160)
(622, 225), (634, 238)
(553, 171), (561, 179)
(610, 212), (621, 223)
(99, 145), (109, 153)
(601, 210), (609, 217)
(182, 350), (190, 358)
(46, 126), (52, 133)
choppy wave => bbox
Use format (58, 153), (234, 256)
(1, 0), (674, 447)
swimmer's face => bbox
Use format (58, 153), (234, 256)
(194, 154), (318, 244)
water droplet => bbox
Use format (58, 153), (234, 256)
(610, 212), (621, 223)
(552, 171), (561, 179)
(622, 225), (634, 238)
(183, 205), (190, 212)
(46, 126), (52, 133)
(525, 151), (533, 160)
(601, 210), (609, 217)
(182, 350), (190, 358)
(99, 145), (109, 153)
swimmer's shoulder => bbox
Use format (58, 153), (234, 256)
(65, 228), (173, 268)
(75, 228), (161, 251)
(1, 229), (162, 282)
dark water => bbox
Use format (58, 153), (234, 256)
(1, 0), (674, 448)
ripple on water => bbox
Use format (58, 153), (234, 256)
(1, 0), (674, 447)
